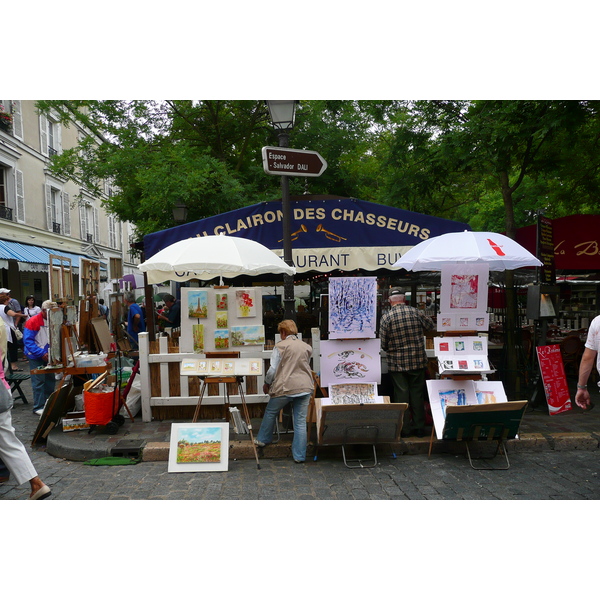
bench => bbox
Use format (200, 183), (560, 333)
(6, 371), (30, 404)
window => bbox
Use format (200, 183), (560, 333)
(40, 114), (62, 157)
(79, 201), (97, 243)
(45, 183), (70, 234)
(0, 167), (10, 220)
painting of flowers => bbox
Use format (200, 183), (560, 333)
(168, 423), (229, 472)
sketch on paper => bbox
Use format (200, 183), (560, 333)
(320, 339), (381, 387)
(214, 329), (229, 349)
(192, 324), (204, 353)
(328, 382), (378, 405)
(230, 325), (265, 347)
(328, 277), (377, 339)
(236, 289), (256, 318)
(188, 290), (208, 319)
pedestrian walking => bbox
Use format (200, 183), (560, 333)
(379, 289), (435, 437)
(575, 313), (600, 410)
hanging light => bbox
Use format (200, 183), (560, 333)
(172, 201), (188, 224)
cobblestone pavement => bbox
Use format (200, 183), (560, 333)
(3, 360), (599, 501)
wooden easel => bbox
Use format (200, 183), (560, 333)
(191, 351), (261, 468)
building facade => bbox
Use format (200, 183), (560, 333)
(0, 100), (139, 306)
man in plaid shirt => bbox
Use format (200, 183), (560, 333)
(379, 289), (435, 437)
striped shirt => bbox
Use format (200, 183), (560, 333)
(379, 303), (435, 372)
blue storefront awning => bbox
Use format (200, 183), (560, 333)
(0, 240), (107, 271)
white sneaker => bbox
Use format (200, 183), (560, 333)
(253, 439), (266, 447)
(34, 409), (44, 416)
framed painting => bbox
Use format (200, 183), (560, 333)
(440, 264), (489, 315)
(328, 276), (377, 339)
(168, 423), (229, 472)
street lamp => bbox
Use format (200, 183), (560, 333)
(266, 100), (297, 320)
(173, 201), (189, 225)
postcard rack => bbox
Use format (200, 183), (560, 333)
(427, 401), (528, 470)
(189, 352), (260, 468)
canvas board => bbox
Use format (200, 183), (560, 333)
(328, 276), (377, 339)
(320, 338), (381, 387)
(324, 382), (384, 405)
(179, 358), (263, 376)
(168, 423), (229, 472)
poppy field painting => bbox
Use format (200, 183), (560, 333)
(168, 423), (230, 472)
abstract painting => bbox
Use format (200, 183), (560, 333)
(168, 423), (229, 472)
(320, 338), (381, 387)
(328, 276), (377, 339)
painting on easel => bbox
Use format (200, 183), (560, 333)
(328, 277), (377, 339)
(168, 423), (229, 472)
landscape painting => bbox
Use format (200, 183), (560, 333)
(230, 325), (265, 347)
(328, 276), (377, 339)
(188, 290), (208, 319)
(168, 423), (229, 472)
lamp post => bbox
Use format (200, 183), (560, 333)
(266, 100), (297, 321)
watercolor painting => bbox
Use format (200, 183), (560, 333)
(192, 324), (204, 353)
(168, 423), (229, 472)
(216, 293), (228, 311)
(230, 325), (265, 347)
(188, 290), (208, 319)
(450, 274), (479, 309)
(236, 289), (256, 317)
(216, 311), (228, 328)
(214, 329), (229, 349)
(328, 382), (379, 405)
(328, 277), (377, 339)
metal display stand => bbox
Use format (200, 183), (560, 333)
(427, 401), (528, 470)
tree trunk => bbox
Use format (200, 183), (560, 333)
(499, 171), (519, 399)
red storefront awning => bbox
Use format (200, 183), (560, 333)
(516, 214), (600, 271)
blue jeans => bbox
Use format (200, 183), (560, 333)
(256, 393), (311, 462)
(29, 358), (57, 412)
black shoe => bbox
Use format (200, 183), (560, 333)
(412, 428), (426, 438)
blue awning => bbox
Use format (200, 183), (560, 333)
(0, 240), (107, 271)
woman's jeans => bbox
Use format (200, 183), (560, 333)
(256, 393), (311, 462)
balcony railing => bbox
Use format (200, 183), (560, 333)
(52, 221), (61, 234)
(86, 233), (93, 243)
(48, 147), (58, 156)
(0, 206), (13, 221)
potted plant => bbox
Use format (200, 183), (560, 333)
(0, 104), (13, 132)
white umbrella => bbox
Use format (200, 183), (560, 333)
(392, 230), (543, 272)
(138, 234), (296, 284)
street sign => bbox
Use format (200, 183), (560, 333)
(262, 146), (327, 177)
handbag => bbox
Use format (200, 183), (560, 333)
(13, 328), (23, 341)
(0, 382), (13, 413)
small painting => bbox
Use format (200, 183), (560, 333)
(168, 423), (229, 472)
(216, 311), (228, 329)
(188, 290), (208, 319)
(216, 293), (228, 311)
(231, 325), (265, 346)
(192, 324), (204, 353)
(214, 329), (229, 349)
(236, 289), (256, 317)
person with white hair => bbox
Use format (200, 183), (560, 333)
(23, 300), (57, 415)
(379, 289), (435, 437)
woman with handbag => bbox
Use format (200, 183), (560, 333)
(0, 322), (51, 498)
(0, 292), (25, 372)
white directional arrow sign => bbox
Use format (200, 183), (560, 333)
(262, 146), (328, 177)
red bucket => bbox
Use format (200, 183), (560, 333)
(84, 388), (119, 426)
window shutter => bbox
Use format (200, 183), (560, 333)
(93, 207), (99, 243)
(12, 101), (23, 139)
(62, 192), (71, 235)
(39, 116), (48, 157)
(56, 121), (62, 154)
(45, 184), (53, 231)
(15, 170), (25, 222)
(79, 203), (88, 240)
